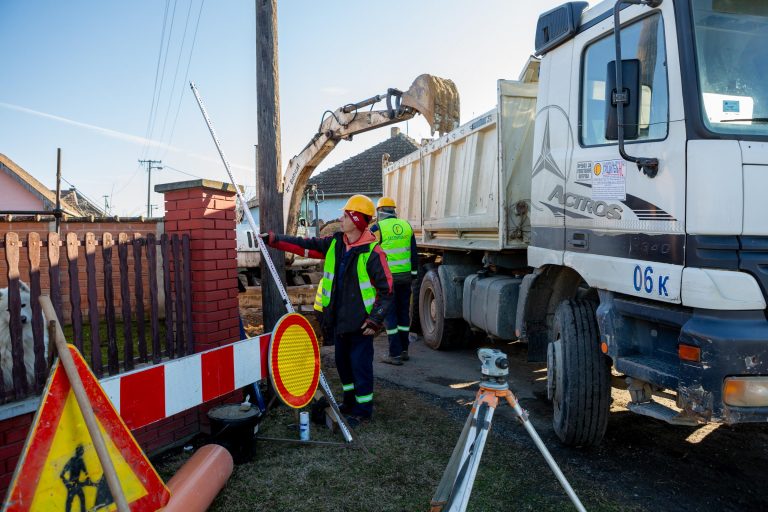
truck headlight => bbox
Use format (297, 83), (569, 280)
(723, 377), (768, 407)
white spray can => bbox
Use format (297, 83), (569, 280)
(299, 411), (310, 441)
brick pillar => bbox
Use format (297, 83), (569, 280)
(155, 180), (240, 353)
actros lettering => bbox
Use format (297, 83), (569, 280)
(548, 185), (623, 219)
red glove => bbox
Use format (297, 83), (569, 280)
(259, 231), (276, 245)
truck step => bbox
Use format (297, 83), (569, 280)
(615, 356), (679, 391)
(627, 400), (699, 426)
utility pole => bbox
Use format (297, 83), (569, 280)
(102, 195), (110, 216)
(138, 159), (162, 217)
(256, 0), (286, 332)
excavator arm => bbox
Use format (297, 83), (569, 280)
(282, 74), (459, 235)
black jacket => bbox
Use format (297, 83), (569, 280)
(269, 231), (393, 335)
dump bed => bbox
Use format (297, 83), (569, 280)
(383, 73), (538, 252)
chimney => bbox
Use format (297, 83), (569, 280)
(390, 127), (400, 138)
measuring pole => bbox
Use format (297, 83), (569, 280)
(189, 83), (357, 445)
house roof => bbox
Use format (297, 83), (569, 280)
(58, 188), (105, 217)
(307, 130), (419, 195)
(0, 153), (104, 217)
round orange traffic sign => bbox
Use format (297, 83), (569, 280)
(268, 313), (321, 408)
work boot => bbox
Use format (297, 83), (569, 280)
(380, 355), (403, 366)
(344, 415), (371, 428)
(401, 350), (410, 361)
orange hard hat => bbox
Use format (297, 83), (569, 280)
(377, 196), (396, 209)
(342, 194), (375, 217)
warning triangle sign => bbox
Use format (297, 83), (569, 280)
(3, 344), (170, 511)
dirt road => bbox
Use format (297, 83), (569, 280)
(370, 335), (768, 512)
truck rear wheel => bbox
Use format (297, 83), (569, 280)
(548, 299), (610, 447)
(419, 270), (463, 350)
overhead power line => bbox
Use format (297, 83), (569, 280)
(162, 0), (206, 160)
(141, 0), (172, 162)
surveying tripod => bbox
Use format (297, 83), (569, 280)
(430, 349), (586, 512)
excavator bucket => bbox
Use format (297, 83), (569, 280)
(401, 74), (460, 135)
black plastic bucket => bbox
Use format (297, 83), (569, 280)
(208, 403), (263, 464)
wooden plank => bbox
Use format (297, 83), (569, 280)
(146, 233), (161, 364)
(118, 233), (134, 371)
(161, 234), (174, 359)
(4, 232), (27, 398)
(85, 232), (102, 377)
(66, 232), (83, 353)
(26, 232), (46, 391)
(133, 233), (147, 363)
(172, 235), (185, 356)
(103, 233), (119, 375)
(182, 235), (194, 355)
(47, 232), (63, 330)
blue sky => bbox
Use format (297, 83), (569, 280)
(0, 0), (584, 216)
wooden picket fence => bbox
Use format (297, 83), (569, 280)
(0, 231), (193, 404)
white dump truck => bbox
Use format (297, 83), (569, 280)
(384, 0), (768, 446)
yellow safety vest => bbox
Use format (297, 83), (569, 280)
(378, 218), (413, 274)
(314, 239), (377, 314)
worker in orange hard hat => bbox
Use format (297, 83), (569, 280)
(372, 196), (418, 365)
(261, 194), (393, 425)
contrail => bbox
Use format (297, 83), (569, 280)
(0, 101), (166, 148)
(0, 102), (252, 171)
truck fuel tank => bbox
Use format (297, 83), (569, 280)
(462, 274), (522, 340)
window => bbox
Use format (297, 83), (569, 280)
(247, 231), (253, 248)
(581, 14), (669, 146)
(691, 0), (768, 137)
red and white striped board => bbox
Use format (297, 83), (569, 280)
(100, 334), (271, 430)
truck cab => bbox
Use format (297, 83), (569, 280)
(388, 0), (768, 446)
(528, 0), (768, 441)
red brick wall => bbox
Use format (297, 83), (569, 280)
(0, 412), (33, 493)
(161, 185), (240, 353)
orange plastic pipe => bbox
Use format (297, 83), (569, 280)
(161, 444), (234, 512)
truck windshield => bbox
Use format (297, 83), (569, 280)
(691, 0), (768, 136)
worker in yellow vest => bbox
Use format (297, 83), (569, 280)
(372, 197), (418, 365)
(261, 194), (393, 424)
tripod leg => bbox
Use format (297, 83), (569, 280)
(430, 404), (477, 510)
(503, 393), (586, 512)
(446, 402), (495, 512)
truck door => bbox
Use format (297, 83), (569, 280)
(529, 39), (575, 265)
(564, 4), (685, 303)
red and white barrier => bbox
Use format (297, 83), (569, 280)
(100, 334), (270, 430)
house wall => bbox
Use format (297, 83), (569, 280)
(0, 173), (44, 211)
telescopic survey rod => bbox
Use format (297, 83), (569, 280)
(189, 82), (357, 445)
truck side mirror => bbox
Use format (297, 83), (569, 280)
(605, 59), (641, 140)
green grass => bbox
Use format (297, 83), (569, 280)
(63, 318), (171, 372)
(154, 373), (643, 512)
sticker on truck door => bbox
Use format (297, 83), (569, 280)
(576, 161), (593, 182)
(592, 160), (626, 201)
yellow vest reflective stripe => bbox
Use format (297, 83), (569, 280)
(314, 239), (378, 314)
(378, 218), (413, 274)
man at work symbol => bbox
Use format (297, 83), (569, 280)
(59, 444), (114, 512)
(60, 444), (91, 512)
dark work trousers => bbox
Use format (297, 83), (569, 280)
(385, 279), (412, 357)
(335, 331), (374, 418)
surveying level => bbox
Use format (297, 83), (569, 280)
(430, 349), (586, 512)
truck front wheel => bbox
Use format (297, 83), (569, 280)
(419, 270), (463, 350)
(548, 299), (610, 447)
